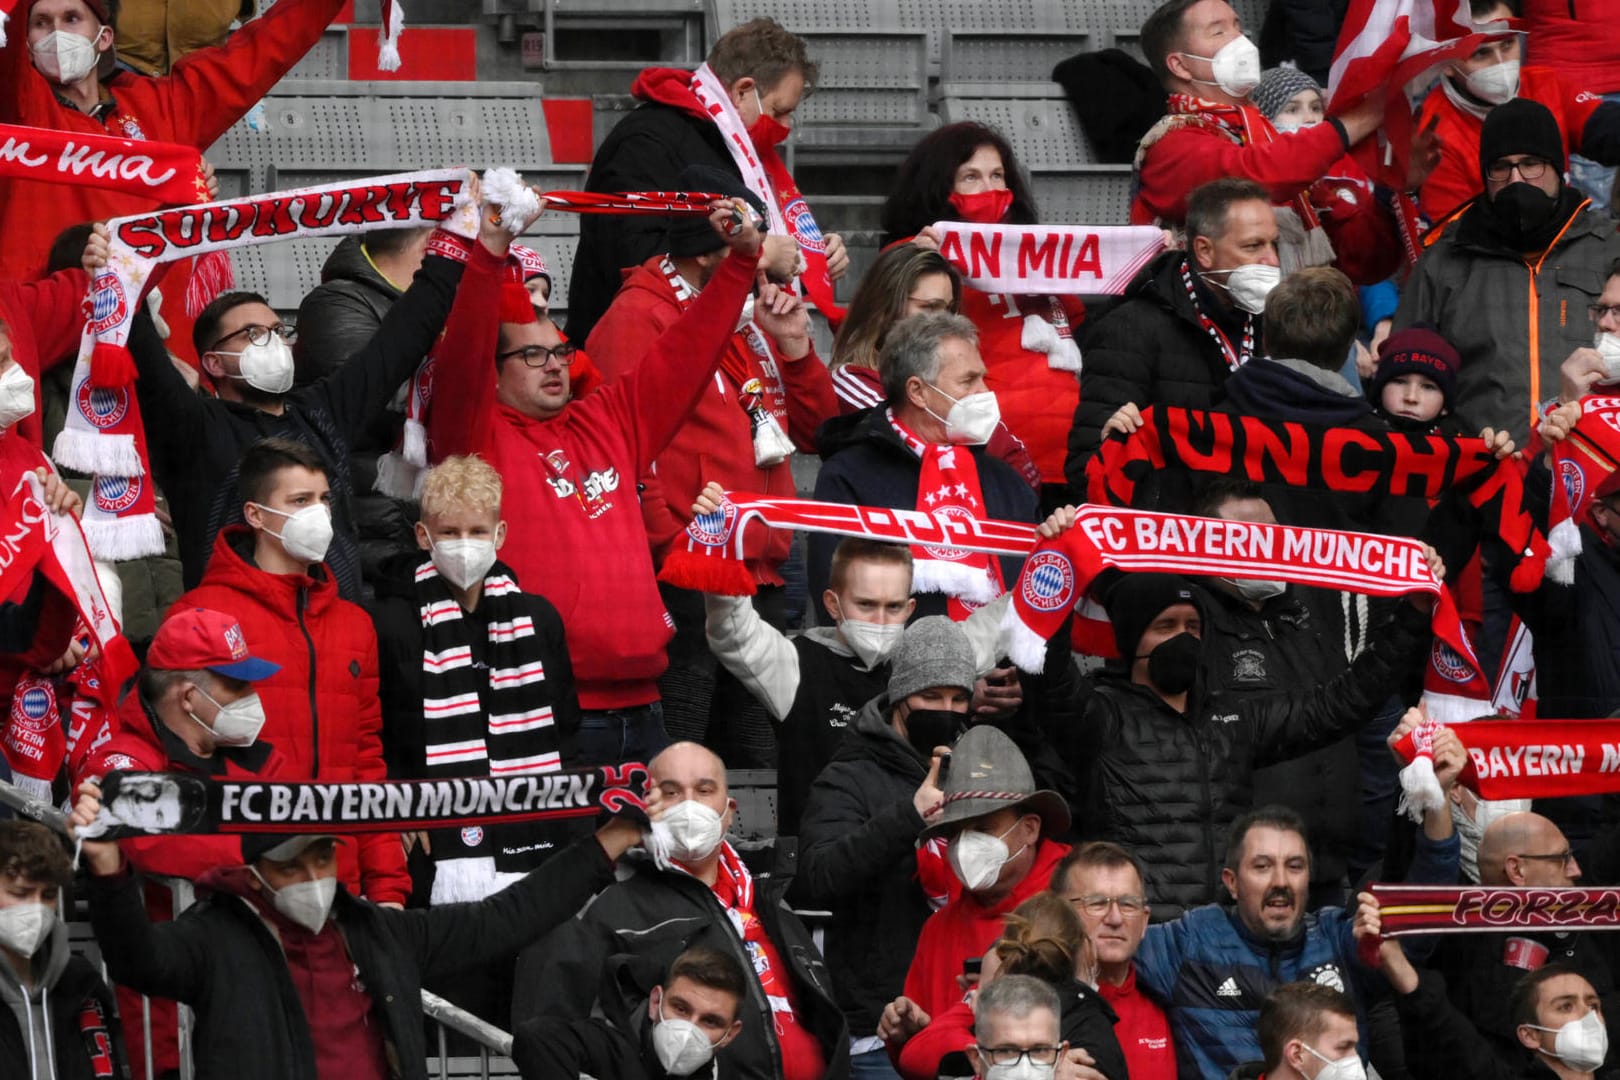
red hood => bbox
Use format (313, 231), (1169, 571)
(630, 66), (710, 122)
(194, 526), (342, 622)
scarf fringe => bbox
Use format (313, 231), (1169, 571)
(911, 559), (1001, 603)
(51, 427), (142, 477)
(659, 547), (758, 596)
(1420, 689), (1491, 727)
(999, 604), (1050, 674)
(1020, 314), (1083, 372)
(483, 168), (541, 235)
(1396, 754), (1445, 825)
(373, 451), (423, 500)
(1547, 516), (1581, 586)
(83, 514), (164, 562)
(428, 856), (524, 905)
(378, 0), (405, 72)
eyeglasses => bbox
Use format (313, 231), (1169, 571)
(1067, 894), (1150, 917)
(1486, 157), (1552, 183)
(1590, 304), (1620, 322)
(211, 323), (295, 350)
(1516, 850), (1576, 864)
(974, 1046), (1063, 1067)
(497, 343), (577, 368)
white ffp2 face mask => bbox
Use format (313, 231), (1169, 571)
(983, 1056), (1057, 1080)
(1183, 35), (1262, 97)
(1303, 1044), (1367, 1080)
(924, 383), (1001, 445)
(253, 502), (334, 564)
(1529, 1010), (1609, 1073)
(1207, 263), (1282, 314)
(1465, 59), (1521, 105)
(651, 991), (726, 1076)
(0, 902), (55, 957)
(431, 538), (498, 590)
(1596, 332), (1620, 384)
(218, 335), (295, 394)
(0, 363), (37, 430)
(189, 685), (267, 748)
(253, 869), (338, 934)
(839, 617), (904, 669)
(31, 27), (103, 83)
(948, 820), (1025, 892)
(652, 799), (727, 863)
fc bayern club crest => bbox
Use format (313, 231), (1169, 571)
(89, 276), (129, 335)
(783, 197), (825, 252)
(11, 685), (55, 733)
(76, 380), (130, 430)
(1560, 458), (1586, 508)
(94, 473), (143, 514)
(461, 826), (484, 847)
(1020, 551), (1075, 613)
(1430, 639), (1473, 684)
(689, 498), (738, 547)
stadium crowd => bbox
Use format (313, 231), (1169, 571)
(7, 1), (1620, 1079)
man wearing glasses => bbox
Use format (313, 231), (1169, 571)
(1397, 98), (1620, 443)
(1050, 843), (1174, 1080)
(1422, 810), (1620, 1074)
(965, 975), (1074, 1080)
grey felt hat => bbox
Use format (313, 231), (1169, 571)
(920, 725), (1071, 840)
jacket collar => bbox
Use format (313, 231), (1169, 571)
(204, 525), (335, 619)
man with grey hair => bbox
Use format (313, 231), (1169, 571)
(809, 312), (1039, 622)
(969, 975), (1070, 1079)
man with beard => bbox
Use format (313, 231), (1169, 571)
(1129, 712), (1464, 1078)
(1397, 98), (1620, 443)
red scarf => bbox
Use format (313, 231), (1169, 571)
(1546, 394), (1620, 583)
(885, 410), (1005, 620)
(0, 123), (208, 204)
(1369, 882), (1620, 940)
(1393, 717), (1620, 801)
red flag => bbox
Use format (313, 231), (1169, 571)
(1328, 0), (1501, 189)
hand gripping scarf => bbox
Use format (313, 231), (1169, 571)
(52, 169), (486, 560)
(1393, 715), (1620, 802)
(688, 62), (843, 326)
(80, 764), (653, 840)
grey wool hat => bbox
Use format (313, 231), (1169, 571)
(887, 615), (977, 704)
(920, 725), (1071, 840)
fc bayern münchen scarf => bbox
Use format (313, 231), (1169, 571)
(0, 123), (208, 204)
(53, 169), (484, 560)
(81, 764), (652, 839)
(1547, 394), (1620, 582)
(1369, 882), (1620, 940)
(1393, 716), (1620, 801)
(688, 62), (843, 325)
(930, 222), (1164, 295)
(1087, 405), (1550, 593)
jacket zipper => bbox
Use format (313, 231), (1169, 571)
(1194, 727), (1216, 900)
(298, 587), (320, 776)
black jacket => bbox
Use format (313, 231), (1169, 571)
(1524, 523), (1620, 721)
(1067, 250), (1256, 492)
(514, 1009), (716, 1080)
(128, 249), (463, 600)
(809, 408), (1039, 622)
(0, 917), (125, 1080)
(1058, 602), (1430, 913)
(513, 848), (851, 1080)
(1395, 969), (1569, 1080)
(88, 836), (615, 1080)
(791, 696), (933, 1039)
(1203, 584), (1364, 892)
(567, 100), (735, 342)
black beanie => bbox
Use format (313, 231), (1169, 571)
(665, 164), (765, 259)
(1479, 98), (1567, 181)
(1105, 573), (1199, 659)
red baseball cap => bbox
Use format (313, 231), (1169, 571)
(147, 608), (280, 681)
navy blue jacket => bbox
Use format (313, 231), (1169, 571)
(1132, 827), (1459, 1079)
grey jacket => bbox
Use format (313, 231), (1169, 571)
(1395, 200), (1620, 441)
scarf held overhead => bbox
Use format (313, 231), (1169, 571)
(1393, 718), (1620, 801)
(53, 169), (484, 561)
(931, 222), (1165, 295)
(1369, 882), (1620, 939)
(83, 765), (652, 839)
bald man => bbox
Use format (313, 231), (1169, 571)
(512, 743), (849, 1080)
(1420, 812), (1620, 1076)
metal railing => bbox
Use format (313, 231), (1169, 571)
(422, 990), (520, 1080)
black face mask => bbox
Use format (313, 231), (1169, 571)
(1140, 632), (1201, 695)
(1487, 181), (1563, 247)
(901, 707), (967, 759)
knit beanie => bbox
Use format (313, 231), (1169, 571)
(1368, 326), (1462, 413)
(666, 164), (765, 259)
(27, 0), (110, 22)
(1105, 573), (1198, 658)
(1479, 98), (1567, 179)
(1252, 65), (1323, 123)
(887, 616), (976, 703)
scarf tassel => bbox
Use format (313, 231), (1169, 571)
(82, 513), (164, 563)
(378, 0), (405, 72)
(999, 603), (1051, 675)
(1019, 313), (1083, 373)
(658, 546), (757, 597)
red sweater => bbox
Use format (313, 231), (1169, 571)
(0, 0), (342, 282)
(1418, 67), (1605, 219)
(585, 257), (838, 582)
(1133, 107), (1399, 285)
(169, 528), (409, 904)
(428, 243), (760, 708)
(1099, 966), (1176, 1080)
(1525, 0), (1620, 94)
(0, 271), (89, 449)
(901, 838), (1071, 1019)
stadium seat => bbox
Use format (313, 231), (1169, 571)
(940, 29), (1094, 98)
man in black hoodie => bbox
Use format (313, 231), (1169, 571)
(791, 615), (968, 1078)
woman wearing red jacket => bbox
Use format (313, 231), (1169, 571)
(881, 123), (1085, 504)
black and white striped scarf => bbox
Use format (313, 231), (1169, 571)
(417, 558), (562, 886)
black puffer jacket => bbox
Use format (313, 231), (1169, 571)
(567, 101), (734, 342)
(1058, 602), (1430, 914)
(791, 695), (933, 1040)
(88, 837), (616, 1080)
(513, 846), (850, 1080)
(1066, 250), (1258, 491)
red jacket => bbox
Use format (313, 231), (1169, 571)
(0, 0), (342, 282)
(959, 287), (1083, 485)
(585, 257), (838, 582)
(901, 837), (1071, 1019)
(1418, 67), (1605, 219)
(428, 243), (760, 709)
(167, 527), (409, 904)
(1525, 0), (1620, 95)
(1099, 966), (1176, 1080)
(1133, 108), (1399, 285)
(0, 271), (89, 449)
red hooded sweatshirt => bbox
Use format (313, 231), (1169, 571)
(428, 241), (760, 709)
(585, 255), (838, 581)
(901, 837), (1071, 1020)
(0, 270), (88, 450)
